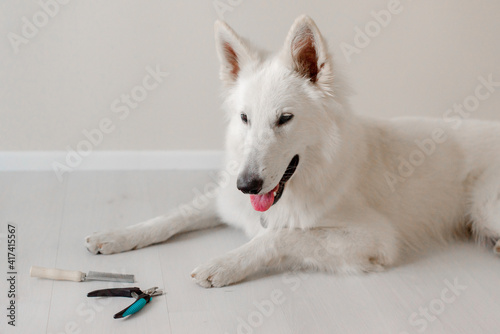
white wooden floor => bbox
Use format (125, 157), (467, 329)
(1, 171), (500, 334)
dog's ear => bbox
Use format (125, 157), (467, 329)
(282, 15), (333, 91)
(214, 21), (257, 85)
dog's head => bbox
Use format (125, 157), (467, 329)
(215, 15), (344, 212)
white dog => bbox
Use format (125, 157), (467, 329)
(86, 15), (500, 288)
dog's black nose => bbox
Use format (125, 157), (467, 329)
(237, 173), (263, 194)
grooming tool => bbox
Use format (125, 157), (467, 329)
(87, 286), (164, 319)
(30, 266), (135, 283)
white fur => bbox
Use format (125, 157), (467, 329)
(86, 15), (500, 288)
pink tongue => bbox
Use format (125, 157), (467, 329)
(249, 185), (278, 212)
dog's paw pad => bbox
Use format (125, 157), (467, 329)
(84, 234), (107, 254)
(494, 240), (500, 255)
(84, 230), (134, 255)
(190, 269), (214, 288)
(191, 261), (242, 288)
(359, 256), (386, 273)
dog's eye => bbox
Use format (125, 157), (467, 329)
(240, 113), (248, 124)
(278, 113), (294, 126)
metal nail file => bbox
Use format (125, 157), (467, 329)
(30, 266), (134, 283)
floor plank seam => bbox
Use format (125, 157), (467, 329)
(44, 176), (70, 334)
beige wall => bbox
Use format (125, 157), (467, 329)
(1, 0), (499, 151)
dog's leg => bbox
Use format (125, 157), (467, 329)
(85, 196), (221, 254)
(191, 223), (399, 288)
(469, 168), (500, 253)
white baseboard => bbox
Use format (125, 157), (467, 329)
(0, 150), (225, 171)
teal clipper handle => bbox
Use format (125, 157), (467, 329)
(113, 295), (152, 319)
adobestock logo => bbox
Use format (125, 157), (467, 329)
(213, 0), (244, 19)
(340, 0), (405, 63)
(178, 160), (240, 221)
(110, 66), (169, 120)
(224, 272), (309, 334)
(226, 290), (285, 334)
(400, 278), (467, 333)
(384, 73), (500, 192)
(7, 0), (73, 54)
(51, 65), (168, 182)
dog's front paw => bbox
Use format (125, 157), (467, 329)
(85, 229), (137, 255)
(191, 258), (245, 288)
(494, 240), (500, 255)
